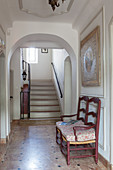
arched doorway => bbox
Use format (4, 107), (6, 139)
(5, 33), (77, 139)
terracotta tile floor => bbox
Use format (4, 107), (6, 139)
(0, 122), (107, 170)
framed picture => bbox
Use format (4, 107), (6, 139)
(80, 26), (101, 86)
(41, 48), (48, 53)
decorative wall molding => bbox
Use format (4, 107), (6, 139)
(80, 7), (106, 98)
(0, 24), (5, 35)
(81, 93), (104, 98)
(98, 107), (106, 151)
(18, 0), (74, 18)
(0, 138), (6, 144)
(111, 164), (113, 170)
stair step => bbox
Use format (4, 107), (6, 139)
(31, 86), (55, 90)
(30, 99), (58, 101)
(31, 85), (54, 87)
(30, 100), (59, 105)
(31, 80), (53, 85)
(30, 110), (60, 113)
(29, 117), (60, 120)
(30, 94), (56, 96)
(20, 117), (61, 125)
(29, 80), (61, 119)
(31, 89), (55, 91)
(30, 95), (57, 99)
(30, 105), (60, 111)
(30, 104), (59, 106)
(30, 112), (61, 118)
(30, 91), (56, 94)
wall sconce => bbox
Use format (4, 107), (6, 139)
(22, 70), (27, 81)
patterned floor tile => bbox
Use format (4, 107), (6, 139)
(0, 122), (107, 170)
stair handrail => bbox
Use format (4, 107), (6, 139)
(28, 63), (31, 92)
(51, 62), (63, 98)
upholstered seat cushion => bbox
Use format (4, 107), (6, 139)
(62, 125), (95, 142)
(56, 120), (84, 131)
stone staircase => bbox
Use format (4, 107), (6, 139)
(30, 80), (61, 121)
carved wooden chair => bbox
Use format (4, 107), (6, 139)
(56, 96), (89, 144)
(60, 97), (101, 165)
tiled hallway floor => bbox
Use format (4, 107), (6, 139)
(0, 122), (107, 170)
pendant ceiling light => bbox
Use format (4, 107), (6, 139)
(48, 0), (66, 11)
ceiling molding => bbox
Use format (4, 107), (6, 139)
(18, 0), (74, 18)
(0, 25), (5, 35)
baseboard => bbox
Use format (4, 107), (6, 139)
(0, 138), (6, 144)
(99, 153), (113, 169)
(110, 165), (113, 170)
(6, 130), (11, 142)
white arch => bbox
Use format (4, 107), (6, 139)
(64, 56), (72, 114)
(5, 33), (78, 139)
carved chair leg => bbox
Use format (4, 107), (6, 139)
(95, 142), (98, 164)
(67, 141), (70, 165)
(60, 133), (63, 152)
(56, 127), (61, 144)
(56, 127), (58, 144)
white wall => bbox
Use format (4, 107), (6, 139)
(10, 49), (21, 119)
(52, 49), (69, 112)
(23, 48), (52, 80)
(78, 1), (113, 164)
(79, 8), (108, 161)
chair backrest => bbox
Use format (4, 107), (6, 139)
(77, 96), (89, 123)
(85, 97), (101, 139)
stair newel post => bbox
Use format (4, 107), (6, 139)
(21, 91), (24, 119)
(28, 91), (30, 118)
(28, 63), (30, 118)
(20, 91), (22, 119)
(21, 57), (31, 119)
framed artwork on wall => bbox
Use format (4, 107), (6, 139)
(80, 26), (101, 86)
(41, 48), (48, 53)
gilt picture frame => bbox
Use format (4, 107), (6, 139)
(80, 26), (101, 86)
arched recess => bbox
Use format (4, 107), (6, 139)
(5, 33), (78, 139)
(64, 56), (72, 114)
(110, 17), (113, 167)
